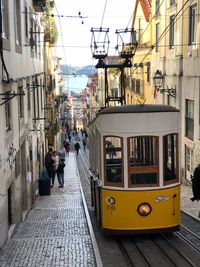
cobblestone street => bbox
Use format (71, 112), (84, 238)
(0, 154), (96, 267)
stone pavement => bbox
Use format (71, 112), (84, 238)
(0, 153), (101, 267)
(181, 184), (200, 220)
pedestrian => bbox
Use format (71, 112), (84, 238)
(82, 137), (86, 150)
(57, 158), (65, 188)
(190, 164), (200, 201)
(44, 148), (54, 182)
(51, 151), (59, 187)
(68, 133), (71, 142)
(63, 140), (70, 156)
(74, 142), (80, 156)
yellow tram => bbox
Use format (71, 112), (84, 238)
(89, 105), (180, 234)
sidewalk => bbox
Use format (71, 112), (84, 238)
(0, 153), (100, 267)
(181, 185), (200, 220)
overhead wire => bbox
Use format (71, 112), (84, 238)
(54, 2), (72, 94)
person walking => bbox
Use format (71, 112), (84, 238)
(57, 158), (65, 188)
(82, 137), (86, 151)
(45, 148), (54, 183)
(63, 140), (70, 156)
(190, 164), (200, 201)
(51, 151), (59, 187)
(68, 133), (71, 143)
(74, 142), (80, 156)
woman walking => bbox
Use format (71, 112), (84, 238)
(57, 158), (65, 188)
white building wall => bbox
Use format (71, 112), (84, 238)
(0, 0), (46, 248)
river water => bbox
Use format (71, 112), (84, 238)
(63, 75), (89, 95)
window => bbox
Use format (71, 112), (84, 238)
(33, 87), (36, 119)
(128, 136), (159, 186)
(1, 0), (9, 39)
(185, 146), (194, 181)
(155, 0), (160, 15)
(40, 79), (43, 110)
(27, 82), (31, 112)
(24, 5), (28, 41)
(37, 87), (40, 118)
(188, 4), (197, 45)
(30, 18), (35, 54)
(18, 86), (24, 118)
(132, 78), (136, 91)
(155, 23), (160, 52)
(136, 79), (140, 94)
(169, 15), (175, 48)
(163, 134), (178, 183)
(15, 0), (22, 48)
(185, 99), (194, 140)
(34, 25), (38, 54)
(147, 64), (150, 82)
(170, 0), (175, 5)
(5, 92), (11, 131)
(104, 136), (123, 186)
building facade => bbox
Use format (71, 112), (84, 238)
(0, 0), (61, 248)
(132, 0), (200, 184)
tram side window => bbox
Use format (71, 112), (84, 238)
(128, 136), (158, 185)
(104, 136), (123, 185)
(163, 134), (178, 182)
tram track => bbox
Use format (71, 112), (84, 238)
(115, 233), (200, 267)
(175, 225), (200, 253)
(77, 142), (200, 266)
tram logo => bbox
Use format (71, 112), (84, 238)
(155, 196), (170, 202)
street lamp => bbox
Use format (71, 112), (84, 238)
(115, 28), (138, 59)
(153, 70), (176, 98)
(90, 27), (110, 61)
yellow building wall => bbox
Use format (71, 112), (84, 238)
(130, 1), (154, 104)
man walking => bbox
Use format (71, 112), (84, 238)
(191, 164), (200, 201)
(45, 148), (53, 178)
(74, 142), (80, 156)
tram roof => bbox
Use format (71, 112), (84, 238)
(99, 104), (179, 115)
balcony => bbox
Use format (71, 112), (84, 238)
(33, 0), (47, 12)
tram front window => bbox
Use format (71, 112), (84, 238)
(128, 136), (159, 186)
(104, 136), (123, 185)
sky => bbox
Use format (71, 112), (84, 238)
(54, 0), (136, 67)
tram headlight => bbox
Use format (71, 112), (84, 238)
(137, 203), (152, 216)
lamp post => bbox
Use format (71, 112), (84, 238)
(153, 70), (176, 98)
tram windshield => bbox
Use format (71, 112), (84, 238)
(128, 136), (159, 186)
(104, 136), (123, 185)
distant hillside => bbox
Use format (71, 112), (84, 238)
(60, 65), (97, 76)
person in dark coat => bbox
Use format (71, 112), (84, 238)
(44, 148), (54, 181)
(68, 133), (71, 143)
(74, 142), (80, 156)
(190, 164), (200, 201)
